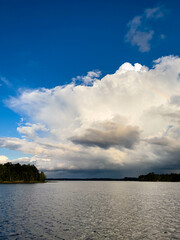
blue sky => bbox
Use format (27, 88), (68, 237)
(0, 0), (180, 177)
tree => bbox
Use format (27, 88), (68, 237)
(39, 171), (46, 182)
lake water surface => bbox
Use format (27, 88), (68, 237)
(0, 181), (179, 240)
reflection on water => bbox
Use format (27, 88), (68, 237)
(0, 182), (180, 239)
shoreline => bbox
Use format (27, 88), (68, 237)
(0, 181), (46, 184)
(46, 178), (180, 182)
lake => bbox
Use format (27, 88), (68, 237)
(0, 181), (179, 240)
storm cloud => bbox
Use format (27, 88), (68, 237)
(1, 56), (180, 177)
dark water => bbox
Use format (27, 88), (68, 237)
(0, 182), (179, 240)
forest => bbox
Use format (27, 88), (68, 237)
(0, 162), (46, 183)
(138, 172), (180, 182)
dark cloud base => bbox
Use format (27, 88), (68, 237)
(71, 123), (140, 149)
(44, 161), (180, 179)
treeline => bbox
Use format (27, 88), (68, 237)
(138, 172), (180, 182)
(0, 162), (46, 183)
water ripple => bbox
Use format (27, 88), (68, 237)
(0, 182), (179, 239)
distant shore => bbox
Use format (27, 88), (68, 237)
(46, 178), (137, 181)
(47, 173), (180, 182)
(46, 178), (180, 182)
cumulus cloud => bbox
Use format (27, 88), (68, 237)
(125, 5), (167, 52)
(1, 55), (180, 177)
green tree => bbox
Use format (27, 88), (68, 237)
(0, 162), (46, 183)
(39, 171), (46, 182)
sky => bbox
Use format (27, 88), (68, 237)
(0, 0), (180, 178)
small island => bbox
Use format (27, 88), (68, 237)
(0, 162), (46, 183)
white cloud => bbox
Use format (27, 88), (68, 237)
(2, 55), (180, 176)
(115, 62), (148, 74)
(0, 155), (9, 164)
(17, 123), (48, 139)
(125, 5), (167, 52)
(72, 70), (101, 85)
